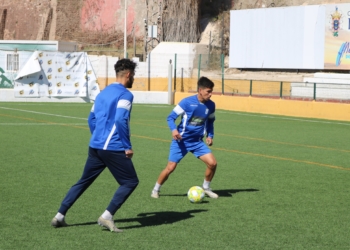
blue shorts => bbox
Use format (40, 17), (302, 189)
(168, 140), (211, 163)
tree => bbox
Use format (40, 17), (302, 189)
(162, 0), (201, 43)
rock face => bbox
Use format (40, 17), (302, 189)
(0, 0), (343, 43)
(0, 0), (147, 41)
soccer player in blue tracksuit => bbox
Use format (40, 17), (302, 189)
(51, 59), (139, 233)
(151, 76), (219, 199)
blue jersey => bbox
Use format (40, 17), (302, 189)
(88, 83), (133, 151)
(167, 94), (215, 142)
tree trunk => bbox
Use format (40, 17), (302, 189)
(162, 0), (201, 43)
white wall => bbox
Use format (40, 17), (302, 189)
(0, 42), (206, 104)
(88, 55), (119, 80)
(87, 42), (208, 80)
(137, 42), (209, 78)
(0, 89), (90, 102)
(0, 89), (170, 104)
(291, 73), (350, 99)
(131, 91), (170, 104)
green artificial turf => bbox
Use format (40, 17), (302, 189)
(0, 102), (349, 250)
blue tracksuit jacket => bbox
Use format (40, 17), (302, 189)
(88, 83), (133, 151)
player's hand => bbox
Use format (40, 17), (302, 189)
(125, 149), (134, 158)
(172, 129), (182, 140)
(206, 137), (213, 146)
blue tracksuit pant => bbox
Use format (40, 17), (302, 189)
(58, 147), (139, 215)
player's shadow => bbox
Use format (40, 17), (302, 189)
(115, 209), (208, 230)
(67, 221), (96, 227)
(66, 209), (207, 229)
(214, 188), (259, 197)
(65, 209), (208, 230)
(162, 188), (259, 198)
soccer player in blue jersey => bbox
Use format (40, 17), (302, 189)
(51, 59), (139, 233)
(151, 76), (219, 199)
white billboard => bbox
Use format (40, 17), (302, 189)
(229, 4), (350, 70)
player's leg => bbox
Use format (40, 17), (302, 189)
(199, 152), (217, 182)
(190, 141), (218, 199)
(156, 161), (178, 185)
(199, 152), (218, 198)
(151, 140), (187, 198)
(99, 150), (139, 232)
(51, 147), (106, 227)
(151, 161), (178, 197)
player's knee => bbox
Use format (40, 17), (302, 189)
(165, 162), (177, 174)
(166, 167), (175, 174)
(127, 177), (139, 188)
(207, 161), (217, 170)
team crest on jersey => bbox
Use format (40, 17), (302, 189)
(189, 116), (205, 126)
(205, 108), (209, 114)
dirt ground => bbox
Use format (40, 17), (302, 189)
(200, 67), (314, 82)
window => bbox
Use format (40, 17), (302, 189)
(6, 53), (19, 72)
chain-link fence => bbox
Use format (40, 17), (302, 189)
(173, 53), (350, 103)
(1, 49), (349, 103)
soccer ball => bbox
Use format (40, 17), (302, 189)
(187, 186), (205, 203)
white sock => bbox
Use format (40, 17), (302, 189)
(101, 210), (113, 220)
(55, 212), (65, 221)
(153, 183), (162, 192)
(203, 180), (210, 190)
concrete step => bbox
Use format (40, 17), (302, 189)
(304, 77), (350, 85)
(314, 73), (350, 79)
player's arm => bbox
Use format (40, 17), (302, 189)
(206, 108), (215, 146)
(167, 103), (185, 140)
(87, 104), (96, 134)
(115, 93), (133, 154)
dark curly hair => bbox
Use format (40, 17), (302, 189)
(198, 76), (214, 89)
(114, 59), (137, 76)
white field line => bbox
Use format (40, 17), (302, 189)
(0, 107), (87, 120)
(134, 104), (170, 108)
(0, 123), (87, 126)
(0, 103), (89, 106)
(217, 111), (350, 126)
(1, 105), (349, 126)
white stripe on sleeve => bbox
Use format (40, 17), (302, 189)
(117, 99), (132, 111)
(209, 112), (215, 119)
(103, 124), (116, 150)
(90, 104), (95, 112)
(173, 105), (184, 115)
(180, 113), (188, 136)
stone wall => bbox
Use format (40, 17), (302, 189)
(0, 0), (52, 40)
(0, 0), (147, 42)
(0, 0), (346, 43)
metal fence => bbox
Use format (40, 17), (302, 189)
(172, 53), (350, 103)
(173, 75), (350, 103)
(1, 50), (350, 103)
